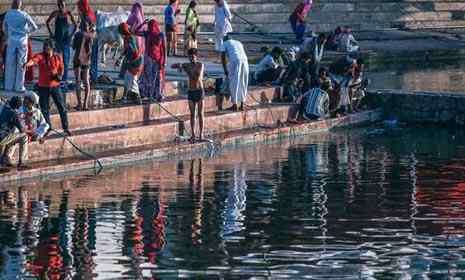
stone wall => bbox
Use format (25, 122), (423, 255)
(1, 0), (465, 33)
(368, 90), (465, 125)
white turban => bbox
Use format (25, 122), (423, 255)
(25, 91), (39, 105)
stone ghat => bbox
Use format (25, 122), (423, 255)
(2, 0), (465, 33)
(368, 90), (465, 125)
(0, 109), (382, 184)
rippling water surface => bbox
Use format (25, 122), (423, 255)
(1, 126), (465, 279)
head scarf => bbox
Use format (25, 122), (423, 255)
(302, 0), (313, 15)
(77, 0), (96, 24)
(146, 19), (165, 65)
(127, 2), (144, 28)
(119, 22), (131, 36)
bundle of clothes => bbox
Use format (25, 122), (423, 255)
(252, 39), (368, 121)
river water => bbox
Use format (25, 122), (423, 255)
(1, 125), (465, 279)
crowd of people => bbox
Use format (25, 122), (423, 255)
(250, 0), (367, 122)
(0, 0), (368, 171)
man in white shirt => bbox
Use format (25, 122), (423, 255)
(339, 26), (359, 54)
(221, 35), (249, 111)
(3, 0), (38, 92)
(254, 47), (284, 84)
(214, 0), (232, 52)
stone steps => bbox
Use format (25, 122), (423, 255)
(4, 0), (465, 33)
(50, 86), (278, 131)
(26, 103), (290, 163)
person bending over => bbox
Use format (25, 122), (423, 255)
(0, 96), (26, 170)
(220, 35), (249, 111)
(172, 48), (205, 142)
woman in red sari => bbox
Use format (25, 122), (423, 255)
(136, 19), (166, 102)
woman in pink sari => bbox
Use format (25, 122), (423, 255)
(127, 2), (145, 54)
(136, 19), (166, 102)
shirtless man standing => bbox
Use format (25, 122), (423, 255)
(172, 48), (205, 142)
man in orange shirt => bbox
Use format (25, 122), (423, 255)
(25, 39), (71, 136)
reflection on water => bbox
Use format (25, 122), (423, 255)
(369, 62), (465, 93)
(2, 126), (465, 279)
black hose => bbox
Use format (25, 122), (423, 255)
(51, 128), (103, 174)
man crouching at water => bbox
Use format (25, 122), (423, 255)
(0, 97), (26, 171)
(172, 48), (205, 142)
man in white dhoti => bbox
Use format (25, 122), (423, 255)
(214, 0), (232, 52)
(220, 35), (249, 111)
(3, 0), (38, 92)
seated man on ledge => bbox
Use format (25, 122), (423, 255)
(0, 96), (27, 171)
(254, 47), (285, 85)
(289, 68), (331, 123)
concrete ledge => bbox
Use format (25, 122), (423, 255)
(26, 103), (290, 162)
(368, 90), (465, 124)
(0, 109), (382, 184)
(50, 86), (278, 131)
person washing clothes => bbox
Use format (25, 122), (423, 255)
(214, 0), (232, 53)
(3, 0), (38, 92)
(46, 0), (77, 89)
(25, 39), (71, 137)
(220, 35), (249, 112)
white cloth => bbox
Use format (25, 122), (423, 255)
(4, 41), (27, 91)
(124, 72), (140, 95)
(303, 88), (329, 119)
(3, 9), (37, 92)
(3, 9), (37, 45)
(339, 33), (359, 53)
(339, 79), (351, 107)
(96, 8), (129, 30)
(18, 106), (49, 139)
(255, 54), (278, 78)
(214, 0), (233, 51)
(221, 39), (247, 63)
(222, 40), (249, 104)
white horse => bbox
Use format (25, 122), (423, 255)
(96, 9), (129, 64)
